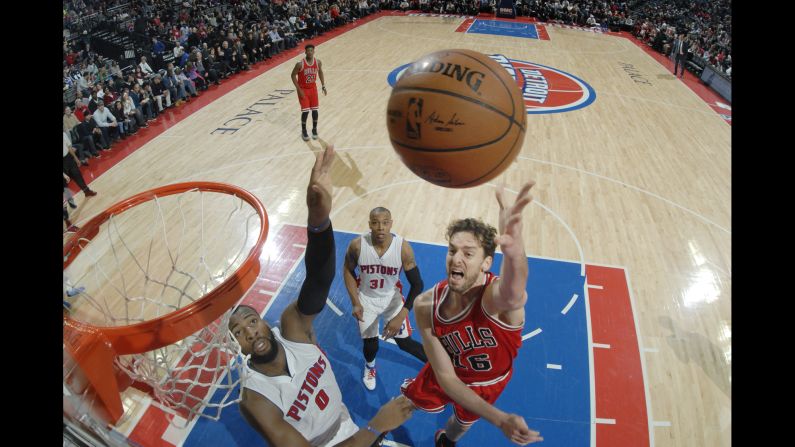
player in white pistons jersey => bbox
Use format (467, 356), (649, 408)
(344, 207), (428, 391)
(229, 146), (414, 447)
(241, 326), (353, 446)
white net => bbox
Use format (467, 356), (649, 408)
(63, 186), (264, 425)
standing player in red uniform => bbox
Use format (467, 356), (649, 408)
(291, 44), (327, 141)
(401, 181), (544, 446)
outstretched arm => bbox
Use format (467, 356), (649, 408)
(484, 182), (535, 323)
(383, 240), (423, 339)
(343, 238), (364, 322)
(242, 389), (414, 447)
(281, 145), (336, 343)
(415, 291), (542, 444)
(292, 62), (305, 98)
(318, 59), (326, 95)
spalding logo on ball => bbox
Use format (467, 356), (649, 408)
(386, 49), (526, 188)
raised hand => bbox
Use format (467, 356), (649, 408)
(494, 181), (535, 258)
(307, 144), (335, 229)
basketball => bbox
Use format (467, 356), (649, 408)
(386, 49), (526, 188)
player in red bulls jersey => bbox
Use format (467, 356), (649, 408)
(291, 44), (327, 141)
(401, 181), (544, 446)
(228, 145), (414, 447)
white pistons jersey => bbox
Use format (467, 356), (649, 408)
(358, 233), (404, 301)
(242, 328), (351, 446)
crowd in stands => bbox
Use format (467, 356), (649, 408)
(62, 0), (384, 232)
(631, 0), (730, 77)
(62, 0), (730, 231)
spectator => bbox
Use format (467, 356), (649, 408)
(76, 112), (110, 151)
(63, 105), (80, 133)
(185, 62), (207, 91)
(175, 67), (199, 98)
(139, 56), (155, 76)
(111, 100), (133, 138)
(63, 132), (97, 198)
(122, 91), (148, 129)
(152, 36), (165, 55)
(92, 101), (119, 141)
(131, 83), (156, 120)
(150, 75), (172, 111)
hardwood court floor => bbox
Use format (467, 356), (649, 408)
(65, 12), (730, 447)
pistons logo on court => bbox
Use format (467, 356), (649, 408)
(387, 54), (596, 114)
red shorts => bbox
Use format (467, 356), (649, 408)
(298, 85), (318, 112)
(400, 363), (513, 425)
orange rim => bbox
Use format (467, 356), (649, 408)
(63, 182), (269, 355)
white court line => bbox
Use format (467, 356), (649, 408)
(546, 363), (562, 370)
(643, 347), (659, 353)
(595, 418), (616, 425)
(587, 284), (603, 290)
(625, 267), (656, 447)
(326, 298), (344, 316)
(561, 293), (579, 314)
(517, 155), (731, 235)
(507, 191), (585, 277)
(583, 279), (597, 447)
(653, 421), (672, 427)
(381, 440), (412, 447)
(293, 243), (307, 249)
(258, 289), (273, 295)
(522, 328), (543, 341)
(592, 343), (611, 349)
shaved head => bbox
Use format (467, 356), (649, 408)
(369, 207), (391, 219)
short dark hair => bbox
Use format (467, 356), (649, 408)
(228, 304), (261, 330)
(305, 44), (315, 50)
(231, 304), (259, 317)
(370, 207), (391, 218)
(446, 218), (498, 258)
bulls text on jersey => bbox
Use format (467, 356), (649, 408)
(438, 326), (499, 371)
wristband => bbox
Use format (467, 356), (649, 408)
(365, 425), (382, 436)
(308, 217), (330, 233)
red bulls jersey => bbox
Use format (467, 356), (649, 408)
(431, 272), (523, 385)
(299, 58), (318, 89)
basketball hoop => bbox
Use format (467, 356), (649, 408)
(63, 182), (268, 428)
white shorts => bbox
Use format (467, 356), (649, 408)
(320, 405), (359, 447)
(358, 289), (412, 339)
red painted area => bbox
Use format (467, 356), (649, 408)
(455, 18), (475, 33)
(128, 405), (177, 447)
(536, 25), (550, 40)
(586, 265), (650, 447)
(126, 224), (309, 446)
(70, 10), (393, 194)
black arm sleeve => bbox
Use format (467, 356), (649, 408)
(296, 222), (335, 316)
(402, 266), (424, 311)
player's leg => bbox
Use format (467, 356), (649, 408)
(310, 86), (319, 139)
(299, 88), (310, 140)
(384, 290), (428, 363)
(441, 376), (512, 445)
(359, 300), (381, 390)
